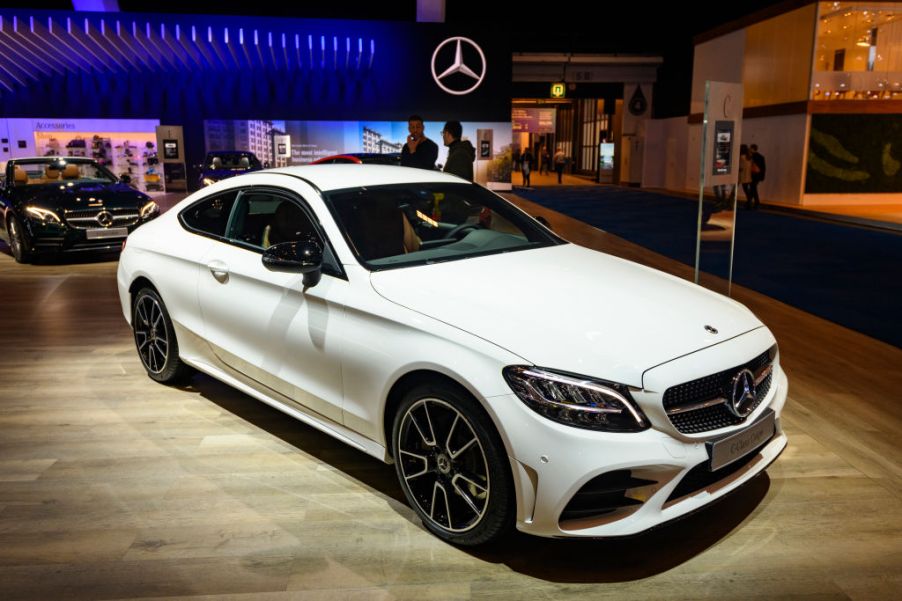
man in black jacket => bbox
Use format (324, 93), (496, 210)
(440, 121), (475, 181)
(400, 114), (438, 170)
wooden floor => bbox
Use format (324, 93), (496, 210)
(0, 199), (900, 600)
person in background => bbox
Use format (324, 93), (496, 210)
(400, 114), (438, 170)
(441, 121), (475, 181)
(512, 147), (521, 173)
(520, 146), (534, 187)
(553, 145), (567, 184)
(748, 143), (766, 210)
(738, 144), (753, 209)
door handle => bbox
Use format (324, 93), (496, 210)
(207, 261), (230, 283)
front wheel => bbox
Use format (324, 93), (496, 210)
(392, 382), (514, 546)
(132, 287), (192, 384)
(7, 216), (31, 264)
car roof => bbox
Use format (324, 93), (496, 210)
(269, 164), (465, 191)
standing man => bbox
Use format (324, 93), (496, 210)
(748, 143), (766, 210)
(400, 114), (438, 170)
(441, 121), (475, 181)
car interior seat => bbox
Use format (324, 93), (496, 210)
(350, 196), (420, 260)
(44, 165), (61, 181)
(62, 164), (80, 179)
(14, 166), (28, 185)
(262, 200), (314, 248)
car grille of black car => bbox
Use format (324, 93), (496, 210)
(662, 346), (776, 434)
(63, 208), (140, 229)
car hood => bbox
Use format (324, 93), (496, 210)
(11, 181), (149, 211)
(369, 243), (763, 387)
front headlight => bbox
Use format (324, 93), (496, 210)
(202, 177), (215, 186)
(503, 366), (649, 432)
(25, 206), (61, 224)
(140, 200), (159, 219)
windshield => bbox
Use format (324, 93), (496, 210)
(10, 159), (117, 186)
(205, 152), (260, 171)
(324, 182), (563, 270)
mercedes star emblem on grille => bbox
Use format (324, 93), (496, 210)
(729, 368), (757, 418)
(96, 210), (114, 227)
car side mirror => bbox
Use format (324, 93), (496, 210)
(120, 175), (132, 184)
(262, 239), (324, 287)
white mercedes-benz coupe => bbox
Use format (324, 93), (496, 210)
(117, 165), (787, 546)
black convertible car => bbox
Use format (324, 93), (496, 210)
(0, 157), (159, 263)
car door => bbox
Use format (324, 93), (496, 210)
(196, 186), (347, 424)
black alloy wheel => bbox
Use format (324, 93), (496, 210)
(132, 287), (192, 384)
(392, 382), (514, 546)
(7, 216), (31, 264)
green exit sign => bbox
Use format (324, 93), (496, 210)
(550, 83), (566, 98)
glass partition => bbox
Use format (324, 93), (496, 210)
(813, 2), (902, 100)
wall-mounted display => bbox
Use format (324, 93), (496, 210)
(204, 119), (513, 188)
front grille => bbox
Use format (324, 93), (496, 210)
(559, 470), (656, 523)
(64, 208), (139, 229)
(663, 346), (776, 434)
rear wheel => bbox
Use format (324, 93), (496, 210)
(132, 287), (192, 383)
(7, 216), (31, 264)
(392, 382), (514, 546)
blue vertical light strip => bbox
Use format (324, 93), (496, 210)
(369, 39), (374, 70)
(294, 33), (302, 69)
(254, 29), (266, 69)
(239, 28), (251, 69)
(345, 37), (350, 69)
(281, 32), (288, 70)
(320, 35), (325, 69)
(333, 36), (337, 70)
(357, 37), (362, 70)
(307, 34), (312, 68)
(269, 32), (277, 70)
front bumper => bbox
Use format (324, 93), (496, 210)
(489, 335), (788, 538)
(23, 218), (151, 255)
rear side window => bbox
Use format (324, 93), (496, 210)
(179, 190), (239, 237)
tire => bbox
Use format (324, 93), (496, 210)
(391, 382), (515, 546)
(132, 287), (193, 384)
(7, 216), (31, 264)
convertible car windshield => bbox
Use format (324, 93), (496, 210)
(324, 183), (562, 270)
(10, 159), (117, 186)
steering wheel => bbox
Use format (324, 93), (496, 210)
(442, 223), (480, 240)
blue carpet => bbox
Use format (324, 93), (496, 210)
(517, 185), (902, 349)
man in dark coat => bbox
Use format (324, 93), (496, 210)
(400, 114), (438, 170)
(441, 121), (475, 181)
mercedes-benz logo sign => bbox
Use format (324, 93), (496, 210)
(729, 368), (757, 418)
(704, 325), (719, 335)
(96, 210), (114, 228)
(431, 36), (486, 96)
